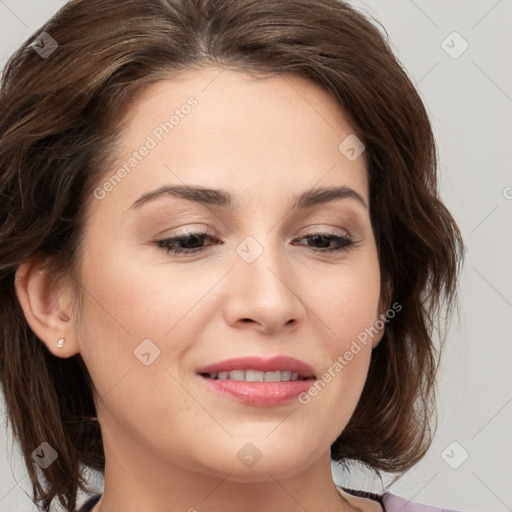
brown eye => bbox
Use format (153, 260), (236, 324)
(292, 233), (355, 253)
(155, 232), (218, 255)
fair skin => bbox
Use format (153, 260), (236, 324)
(15, 67), (386, 512)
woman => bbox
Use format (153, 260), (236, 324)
(0, 0), (465, 511)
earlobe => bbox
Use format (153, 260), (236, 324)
(14, 258), (78, 358)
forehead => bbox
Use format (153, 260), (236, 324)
(93, 67), (369, 215)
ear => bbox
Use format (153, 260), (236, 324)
(14, 255), (79, 358)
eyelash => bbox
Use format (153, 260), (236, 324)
(154, 230), (357, 255)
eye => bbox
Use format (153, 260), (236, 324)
(292, 232), (356, 253)
(155, 230), (219, 255)
(154, 230), (357, 256)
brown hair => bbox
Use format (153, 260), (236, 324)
(0, 0), (464, 510)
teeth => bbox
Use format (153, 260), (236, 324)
(246, 370), (264, 382)
(264, 371), (282, 382)
(204, 369), (310, 382)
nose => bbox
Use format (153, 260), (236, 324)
(223, 237), (306, 335)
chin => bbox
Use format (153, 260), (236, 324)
(192, 437), (324, 482)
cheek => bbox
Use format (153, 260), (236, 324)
(297, 250), (381, 410)
(76, 240), (199, 341)
(74, 237), (222, 405)
(73, 243), (163, 394)
(73, 250), (206, 445)
(307, 251), (381, 350)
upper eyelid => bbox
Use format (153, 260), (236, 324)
(163, 226), (354, 239)
(139, 203), (367, 236)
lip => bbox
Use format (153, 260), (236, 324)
(196, 355), (316, 378)
(196, 356), (317, 407)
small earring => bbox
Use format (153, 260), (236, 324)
(57, 338), (65, 348)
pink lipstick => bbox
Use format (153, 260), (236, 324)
(196, 356), (317, 406)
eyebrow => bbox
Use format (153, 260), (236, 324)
(128, 184), (368, 212)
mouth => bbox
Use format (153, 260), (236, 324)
(196, 356), (317, 406)
(199, 370), (314, 382)
(196, 355), (317, 380)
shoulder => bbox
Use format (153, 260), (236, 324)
(382, 491), (464, 512)
(75, 494), (102, 512)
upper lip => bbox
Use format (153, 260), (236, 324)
(196, 356), (316, 379)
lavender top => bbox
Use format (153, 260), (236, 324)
(76, 489), (463, 512)
(339, 487), (463, 512)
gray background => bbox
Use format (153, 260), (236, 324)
(0, 1), (510, 511)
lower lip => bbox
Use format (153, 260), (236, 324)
(198, 375), (316, 406)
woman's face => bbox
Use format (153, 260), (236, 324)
(73, 67), (384, 481)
